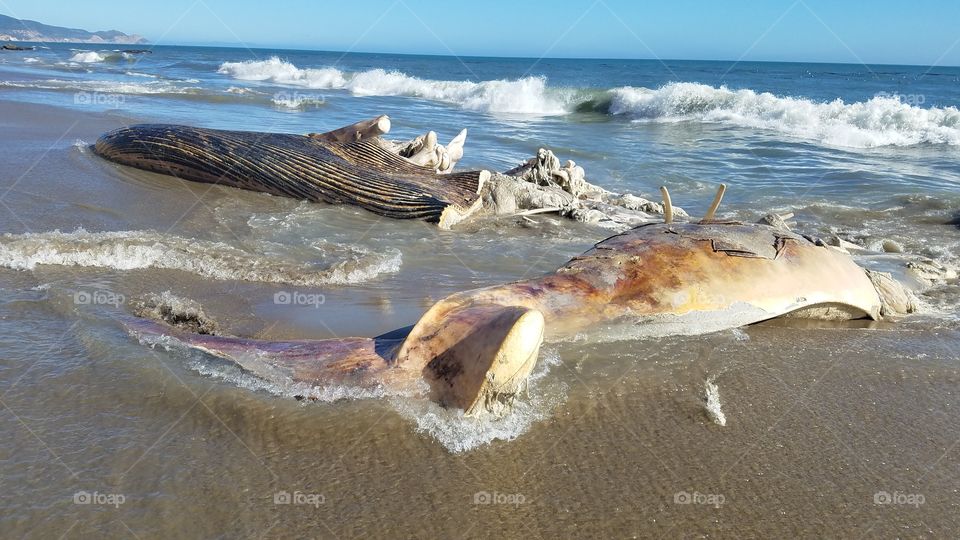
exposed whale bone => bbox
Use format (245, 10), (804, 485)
(128, 188), (920, 416)
(475, 147), (688, 229)
(378, 128), (467, 173)
(307, 115), (391, 143)
(702, 183), (726, 222)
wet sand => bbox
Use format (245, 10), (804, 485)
(0, 100), (958, 538)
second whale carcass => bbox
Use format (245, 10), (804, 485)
(128, 190), (917, 416)
(93, 116), (487, 229)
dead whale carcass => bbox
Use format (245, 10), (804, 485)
(93, 116), (487, 229)
(128, 187), (914, 415)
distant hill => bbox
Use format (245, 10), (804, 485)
(0, 13), (147, 44)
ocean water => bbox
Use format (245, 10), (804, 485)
(0, 43), (958, 537)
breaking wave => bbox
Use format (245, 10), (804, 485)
(218, 56), (567, 115)
(218, 58), (960, 147)
(604, 83), (960, 147)
(69, 51), (108, 63)
(68, 51), (133, 63)
(0, 229), (401, 286)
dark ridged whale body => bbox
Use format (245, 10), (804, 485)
(93, 124), (486, 228)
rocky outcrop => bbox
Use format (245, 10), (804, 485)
(0, 14), (147, 44)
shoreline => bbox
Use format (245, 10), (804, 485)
(0, 61), (958, 537)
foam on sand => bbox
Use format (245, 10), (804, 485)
(391, 349), (566, 453)
(0, 228), (401, 286)
(703, 376), (727, 426)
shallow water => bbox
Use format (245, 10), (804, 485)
(0, 45), (958, 537)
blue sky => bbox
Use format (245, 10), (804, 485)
(3, 0), (960, 65)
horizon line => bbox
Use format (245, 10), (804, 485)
(11, 39), (960, 69)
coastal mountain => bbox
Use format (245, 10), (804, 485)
(0, 13), (147, 44)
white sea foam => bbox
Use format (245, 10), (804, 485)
(218, 56), (567, 115)
(609, 82), (960, 147)
(0, 78), (200, 96)
(219, 56), (346, 88)
(0, 229), (401, 286)
(703, 376), (726, 426)
(69, 51), (107, 63)
(392, 349), (566, 453)
(225, 86), (257, 94)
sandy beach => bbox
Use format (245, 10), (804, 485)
(0, 31), (959, 537)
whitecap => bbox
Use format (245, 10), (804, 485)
(69, 51), (107, 63)
(608, 82), (960, 148)
(218, 56), (567, 115)
(217, 59), (960, 144)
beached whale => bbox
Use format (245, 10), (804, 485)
(129, 189), (915, 415)
(93, 117), (487, 229)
